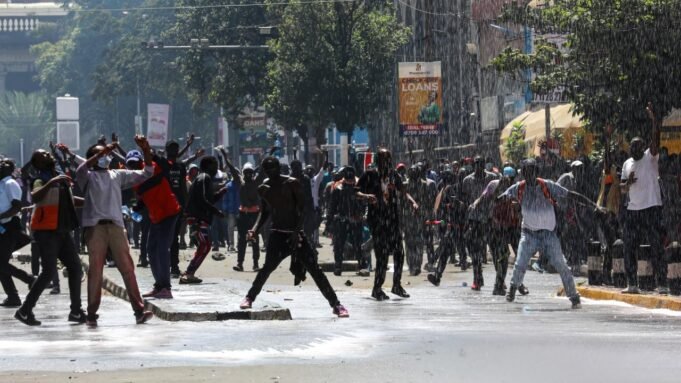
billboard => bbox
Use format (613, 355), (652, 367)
(238, 111), (269, 155)
(147, 103), (170, 147)
(398, 61), (443, 136)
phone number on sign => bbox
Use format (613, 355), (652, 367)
(400, 124), (441, 136)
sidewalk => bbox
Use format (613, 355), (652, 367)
(559, 284), (681, 311)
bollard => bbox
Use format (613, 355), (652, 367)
(587, 241), (603, 286)
(611, 240), (627, 288)
(666, 242), (681, 296)
(637, 245), (655, 291)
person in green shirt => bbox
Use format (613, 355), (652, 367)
(418, 91), (441, 124)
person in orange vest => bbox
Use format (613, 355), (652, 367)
(14, 149), (86, 326)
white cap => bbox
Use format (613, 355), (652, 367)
(243, 162), (254, 172)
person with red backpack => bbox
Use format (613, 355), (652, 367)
(499, 159), (606, 308)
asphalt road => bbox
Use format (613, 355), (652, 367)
(1, 266), (680, 383)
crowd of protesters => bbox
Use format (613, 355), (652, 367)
(0, 103), (676, 327)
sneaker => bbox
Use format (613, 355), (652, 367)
(153, 288), (173, 299)
(357, 269), (370, 277)
(470, 282), (481, 291)
(570, 296), (582, 309)
(659, 286), (670, 295)
(170, 268), (181, 279)
(621, 285), (640, 294)
(371, 289), (390, 301)
(135, 310), (153, 324)
(15, 309), (41, 326)
(107, 260), (116, 268)
(333, 269), (342, 277)
(240, 296), (253, 310)
(492, 286), (506, 296)
(142, 289), (159, 298)
(228, 246), (236, 252)
(211, 252), (226, 261)
(0, 298), (21, 308)
(391, 285), (410, 298)
(211, 246), (219, 252)
(179, 242), (188, 250)
(506, 285), (517, 302)
(49, 286), (60, 295)
(316, 243), (323, 249)
(333, 304), (349, 318)
(179, 273), (203, 284)
(518, 284), (529, 296)
(253, 264), (261, 272)
(427, 273), (440, 287)
(423, 263), (435, 273)
(68, 309), (87, 324)
(233, 264), (244, 272)
(86, 313), (99, 328)
(137, 259), (149, 268)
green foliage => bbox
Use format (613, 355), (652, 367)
(492, 0), (681, 137)
(0, 92), (54, 162)
(504, 121), (527, 165)
(265, 0), (410, 139)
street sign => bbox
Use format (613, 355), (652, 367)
(57, 121), (80, 151)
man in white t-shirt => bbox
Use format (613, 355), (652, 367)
(620, 103), (667, 295)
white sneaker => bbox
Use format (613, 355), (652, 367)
(621, 285), (640, 294)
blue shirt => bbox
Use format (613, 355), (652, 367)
(501, 179), (568, 231)
(222, 180), (240, 214)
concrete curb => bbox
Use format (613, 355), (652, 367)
(81, 258), (292, 321)
(558, 285), (681, 311)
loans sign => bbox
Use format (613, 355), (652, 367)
(398, 61), (444, 136)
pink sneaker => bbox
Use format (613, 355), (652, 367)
(153, 288), (173, 299)
(333, 304), (349, 318)
(142, 289), (158, 298)
(239, 297), (253, 310)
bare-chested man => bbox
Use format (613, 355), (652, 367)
(239, 157), (349, 318)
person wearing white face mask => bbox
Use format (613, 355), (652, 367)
(76, 136), (155, 327)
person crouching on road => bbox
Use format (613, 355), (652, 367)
(76, 136), (155, 327)
(15, 149), (86, 326)
(180, 156), (227, 284)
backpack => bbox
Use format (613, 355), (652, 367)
(517, 178), (556, 206)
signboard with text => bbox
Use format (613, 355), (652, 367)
(238, 111), (269, 155)
(398, 61), (444, 137)
(147, 103), (170, 147)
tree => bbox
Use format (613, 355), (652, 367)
(492, 0), (681, 138)
(0, 92), (54, 161)
(503, 121), (527, 165)
(265, 0), (410, 147)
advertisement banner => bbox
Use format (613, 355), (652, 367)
(238, 111), (269, 155)
(398, 61), (444, 137)
(147, 103), (170, 147)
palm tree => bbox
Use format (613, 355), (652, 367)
(0, 92), (54, 164)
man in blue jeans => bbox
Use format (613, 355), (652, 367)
(499, 159), (605, 308)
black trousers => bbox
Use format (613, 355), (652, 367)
(31, 239), (59, 287)
(466, 221), (488, 286)
(623, 207), (667, 287)
(0, 217), (33, 300)
(434, 228), (455, 279)
(370, 221), (405, 291)
(170, 208), (184, 272)
(246, 231), (339, 307)
(237, 212), (260, 266)
(489, 226), (514, 289)
(23, 231), (82, 312)
(332, 220), (365, 270)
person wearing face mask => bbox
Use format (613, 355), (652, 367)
(357, 148), (417, 301)
(180, 156), (228, 284)
(620, 103), (667, 295)
(15, 149), (86, 326)
(76, 136), (155, 327)
(0, 158), (36, 309)
(223, 156), (265, 272)
(329, 166), (369, 276)
(239, 157), (349, 318)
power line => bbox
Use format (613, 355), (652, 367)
(69, 0), (357, 13)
